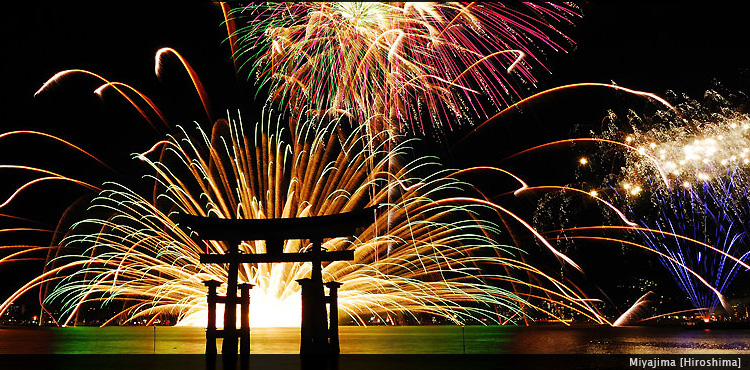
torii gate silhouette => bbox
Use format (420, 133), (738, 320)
(179, 206), (377, 356)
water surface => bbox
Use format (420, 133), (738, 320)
(1, 325), (749, 354)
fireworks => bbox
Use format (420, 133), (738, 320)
(2, 43), (611, 326)
(595, 93), (750, 320)
(494, 83), (750, 323)
(2, 46), (613, 326)
(14, 59), (747, 328)
(2, 4), (625, 329)
(0, 111), (611, 327)
(618, 114), (750, 191)
(634, 176), (749, 319)
(228, 2), (579, 134)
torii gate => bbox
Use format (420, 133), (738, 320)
(179, 206), (377, 355)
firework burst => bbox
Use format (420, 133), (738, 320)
(228, 2), (580, 134)
(587, 91), (750, 319)
(0, 111), (610, 328)
(2, 14), (610, 328)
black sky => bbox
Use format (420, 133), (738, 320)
(2, 2), (750, 306)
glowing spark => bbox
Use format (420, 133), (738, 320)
(435, 196), (582, 273)
(613, 291), (655, 327)
(230, 2), (580, 134)
(155, 48), (212, 123)
(4, 115), (603, 328)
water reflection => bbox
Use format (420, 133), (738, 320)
(509, 326), (750, 354)
(1, 325), (749, 354)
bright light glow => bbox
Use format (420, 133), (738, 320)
(176, 291), (301, 328)
(605, 102), (750, 321)
(620, 115), (750, 187)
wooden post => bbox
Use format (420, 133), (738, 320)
(222, 240), (239, 356)
(239, 283), (253, 355)
(297, 278), (312, 354)
(182, 206), (376, 356)
(203, 280), (221, 356)
(266, 238), (283, 255)
(309, 238), (325, 292)
(311, 239), (327, 353)
(324, 281), (343, 354)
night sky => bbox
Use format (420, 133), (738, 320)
(2, 2), (750, 311)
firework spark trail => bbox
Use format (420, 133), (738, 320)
(9, 114), (607, 328)
(94, 82), (170, 132)
(3, 43), (616, 328)
(550, 226), (750, 272)
(155, 47), (213, 124)
(227, 2), (580, 134)
(504, 137), (673, 190)
(549, 235), (732, 313)
(441, 167), (617, 325)
(466, 84), (749, 322)
(627, 175), (749, 318)
(0, 166), (100, 208)
(35, 70), (167, 133)
(594, 104), (750, 320)
(612, 291), (655, 326)
(0, 110), (610, 327)
(447, 166), (529, 194)
(516, 185), (638, 227)
(0, 131), (114, 171)
(617, 115), (750, 189)
(456, 82), (681, 151)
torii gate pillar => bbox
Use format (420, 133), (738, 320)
(181, 206), (377, 356)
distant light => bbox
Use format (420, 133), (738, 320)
(630, 186), (642, 196)
(579, 157), (588, 165)
(589, 190), (598, 197)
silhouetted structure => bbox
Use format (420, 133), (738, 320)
(203, 280), (252, 356)
(180, 206), (377, 355)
